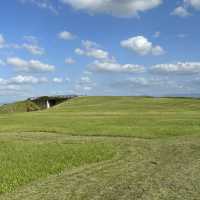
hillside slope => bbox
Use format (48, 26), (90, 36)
(0, 96), (200, 138)
(0, 100), (41, 114)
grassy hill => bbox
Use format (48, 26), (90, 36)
(0, 96), (200, 137)
(1, 96), (200, 199)
(0, 100), (41, 114)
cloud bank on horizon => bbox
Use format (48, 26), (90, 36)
(0, 0), (200, 102)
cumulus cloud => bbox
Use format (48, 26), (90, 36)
(0, 35), (45, 56)
(22, 43), (45, 55)
(172, 0), (200, 18)
(65, 57), (76, 64)
(75, 40), (113, 61)
(75, 47), (109, 60)
(61, 0), (162, 17)
(185, 0), (200, 10)
(91, 60), (145, 73)
(151, 62), (200, 75)
(0, 84), (21, 93)
(75, 72), (93, 93)
(171, 6), (191, 17)
(6, 57), (55, 72)
(58, 31), (75, 40)
(0, 75), (48, 85)
(9, 75), (48, 84)
(0, 75), (48, 97)
(120, 36), (165, 56)
(75, 73), (96, 94)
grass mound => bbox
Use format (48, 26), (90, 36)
(0, 101), (41, 114)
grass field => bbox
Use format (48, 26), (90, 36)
(1, 96), (200, 199)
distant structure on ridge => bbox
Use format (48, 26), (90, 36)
(28, 95), (78, 109)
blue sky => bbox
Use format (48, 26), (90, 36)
(0, 0), (200, 103)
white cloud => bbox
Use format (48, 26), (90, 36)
(0, 35), (45, 56)
(58, 31), (75, 40)
(185, 0), (200, 10)
(75, 47), (109, 60)
(171, 6), (191, 17)
(0, 75), (48, 96)
(172, 0), (200, 18)
(151, 62), (200, 74)
(0, 84), (21, 92)
(22, 43), (45, 55)
(151, 45), (165, 56)
(7, 75), (48, 85)
(75, 72), (96, 94)
(65, 57), (76, 64)
(6, 57), (55, 72)
(0, 34), (6, 48)
(61, 0), (162, 17)
(53, 77), (63, 83)
(91, 60), (145, 73)
(19, 0), (58, 14)
(10, 75), (47, 84)
(121, 36), (165, 56)
(75, 40), (114, 61)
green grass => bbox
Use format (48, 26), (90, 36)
(0, 100), (40, 114)
(0, 132), (115, 194)
(2, 135), (200, 200)
(0, 96), (200, 138)
(1, 96), (200, 199)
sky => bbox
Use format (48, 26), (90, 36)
(0, 0), (200, 103)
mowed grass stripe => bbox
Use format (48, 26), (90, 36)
(0, 133), (116, 193)
(2, 136), (200, 200)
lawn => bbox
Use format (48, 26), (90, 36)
(1, 96), (200, 199)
